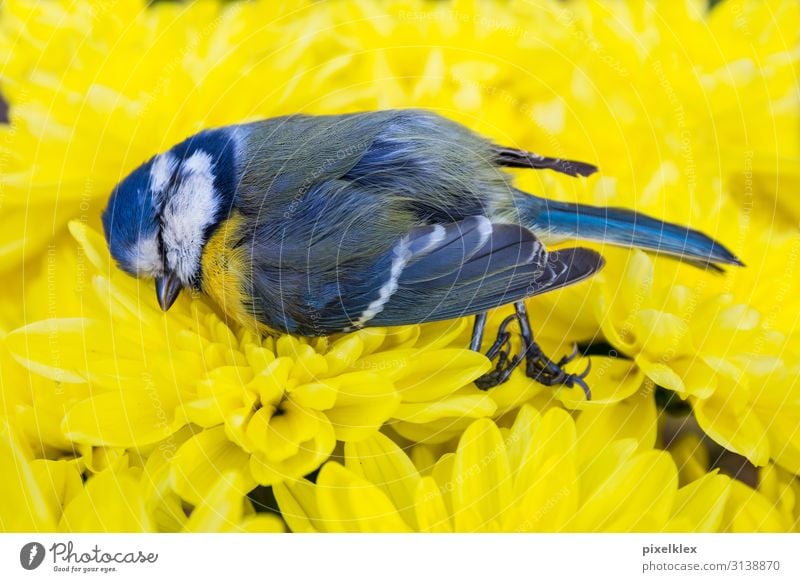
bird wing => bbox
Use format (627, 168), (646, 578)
(303, 216), (604, 333)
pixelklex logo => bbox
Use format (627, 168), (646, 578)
(19, 542), (46, 570)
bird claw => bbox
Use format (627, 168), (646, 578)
(566, 371), (592, 401)
(529, 355), (593, 400)
(473, 308), (593, 400)
(556, 344), (580, 367)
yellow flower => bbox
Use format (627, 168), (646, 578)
(274, 405), (733, 532)
(590, 250), (800, 473)
(0, 419), (81, 531)
(0, 418), (283, 532)
(664, 424), (798, 532)
(6, 222), (493, 497)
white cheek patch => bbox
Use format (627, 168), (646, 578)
(126, 235), (162, 277)
(149, 152), (178, 201)
(161, 150), (219, 284)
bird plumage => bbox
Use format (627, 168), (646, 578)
(102, 108), (742, 337)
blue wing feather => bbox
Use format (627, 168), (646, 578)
(297, 217), (603, 333)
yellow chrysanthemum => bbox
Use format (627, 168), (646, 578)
(273, 405), (791, 532)
(0, 419), (283, 532)
(7, 222), (496, 495)
(588, 250), (800, 472)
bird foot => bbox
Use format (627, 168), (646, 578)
(525, 345), (592, 400)
(473, 307), (592, 400)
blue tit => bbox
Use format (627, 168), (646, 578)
(102, 109), (742, 398)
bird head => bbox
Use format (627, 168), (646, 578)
(102, 127), (239, 311)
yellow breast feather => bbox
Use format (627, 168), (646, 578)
(200, 212), (263, 332)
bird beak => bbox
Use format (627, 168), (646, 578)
(156, 272), (182, 312)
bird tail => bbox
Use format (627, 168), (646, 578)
(515, 192), (743, 270)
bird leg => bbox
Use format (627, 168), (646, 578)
(472, 312), (525, 390)
(470, 304), (592, 400)
(469, 312), (488, 352)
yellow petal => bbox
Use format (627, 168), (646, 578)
(757, 464), (799, 529)
(325, 372), (399, 442)
(80, 445), (127, 474)
(392, 416), (476, 444)
(557, 357), (645, 407)
(5, 318), (102, 383)
(141, 433), (191, 533)
(273, 478), (322, 533)
(504, 404), (542, 472)
(239, 514), (285, 532)
(345, 432), (420, 529)
(765, 407), (800, 475)
(672, 359), (718, 399)
(578, 439), (638, 503)
(415, 476), (452, 532)
(633, 309), (692, 358)
(69, 220), (111, 273)
(324, 334), (364, 376)
(0, 421), (57, 531)
(693, 394), (771, 467)
(289, 381), (337, 411)
(348, 327), (387, 356)
(350, 349), (417, 380)
(513, 409), (579, 531)
(253, 357), (293, 404)
(575, 451), (678, 531)
(415, 318), (468, 351)
(291, 351), (328, 384)
(381, 325), (419, 349)
(666, 472), (731, 532)
(723, 479), (790, 532)
(393, 394), (496, 424)
(576, 391), (658, 461)
(184, 472), (248, 533)
(598, 251), (654, 351)
(172, 426), (255, 506)
(63, 390), (182, 448)
(177, 395), (235, 429)
(244, 344), (276, 375)
(245, 407), (288, 459)
(452, 418), (513, 531)
(395, 349), (491, 403)
(30, 459), (84, 526)
(668, 431), (711, 486)
(315, 462), (411, 532)
(637, 357), (686, 394)
(59, 469), (153, 532)
(249, 417), (335, 486)
(259, 401), (321, 463)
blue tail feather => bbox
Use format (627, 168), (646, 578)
(517, 193), (743, 269)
